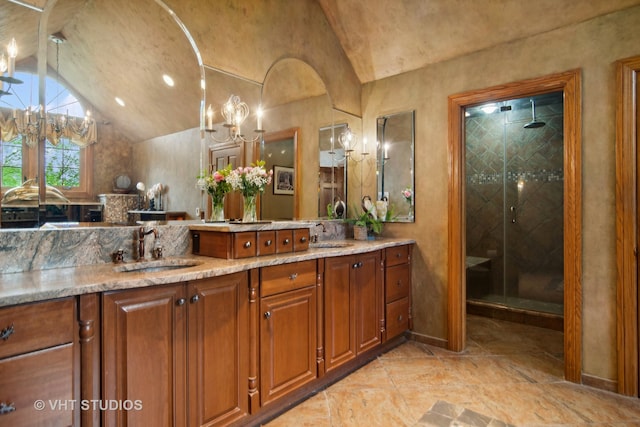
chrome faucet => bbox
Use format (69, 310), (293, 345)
(138, 226), (158, 260)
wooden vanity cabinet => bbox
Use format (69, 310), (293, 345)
(259, 260), (317, 406)
(102, 272), (249, 427)
(384, 245), (413, 340)
(0, 298), (78, 427)
(323, 251), (383, 373)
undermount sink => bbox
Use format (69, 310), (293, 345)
(114, 259), (202, 273)
(310, 242), (353, 249)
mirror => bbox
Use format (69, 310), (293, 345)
(259, 58), (333, 220)
(0, 0), (203, 229)
(376, 110), (415, 222)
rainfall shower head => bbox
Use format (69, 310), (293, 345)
(524, 99), (546, 129)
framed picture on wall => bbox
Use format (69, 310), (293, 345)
(273, 166), (294, 195)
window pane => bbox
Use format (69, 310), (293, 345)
(1, 136), (22, 187)
(45, 138), (80, 188)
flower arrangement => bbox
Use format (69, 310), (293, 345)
(402, 187), (412, 203)
(202, 164), (233, 205)
(227, 160), (273, 197)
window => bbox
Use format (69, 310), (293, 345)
(1, 71), (93, 198)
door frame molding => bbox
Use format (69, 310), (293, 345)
(447, 69), (583, 383)
(615, 55), (640, 396)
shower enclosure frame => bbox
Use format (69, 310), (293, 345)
(447, 69), (582, 384)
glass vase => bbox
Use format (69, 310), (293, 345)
(210, 195), (225, 222)
(242, 194), (257, 223)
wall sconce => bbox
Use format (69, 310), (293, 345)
(339, 125), (369, 162)
(0, 37), (22, 97)
(205, 94), (264, 144)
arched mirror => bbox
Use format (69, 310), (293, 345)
(259, 58), (332, 220)
(1, 0), (204, 229)
(376, 110), (415, 222)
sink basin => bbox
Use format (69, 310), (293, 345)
(310, 242), (353, 249)
(114, 259), (202, 273)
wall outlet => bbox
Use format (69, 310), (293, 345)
(195, 207), (200, 217)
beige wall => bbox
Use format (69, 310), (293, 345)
(362, 6), (640, 381)
(126, 3), (640, 383)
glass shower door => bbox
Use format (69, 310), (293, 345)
(466, 92), (564, 315)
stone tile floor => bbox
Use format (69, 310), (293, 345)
(264, 314), (640, 426)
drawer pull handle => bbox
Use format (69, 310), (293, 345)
(397, 315), (403, 322)
(0, 402), (15, 415)
(191, 294), (200, 304)
(352, 262), (363, 269)
(176, 298), (186, 306)
(265, 239), (273, 247)
(0, 323), (14, 341)
(396, 280), (402, 287)
(300, 236), (307, 243)
(264, 311), (272, 319)
(283, 238), (290, 245)
(244, 241), (252, 248)
(289, 273), (298, 280)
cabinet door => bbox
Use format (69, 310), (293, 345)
(354, 251), (382, 354)
(260, 286), (317, 406)
(187, 273), (249, 427)
(323, 255), (356, 373)
(103, 284), (187, 427)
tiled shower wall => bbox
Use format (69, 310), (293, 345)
(465, 100), (564, 303)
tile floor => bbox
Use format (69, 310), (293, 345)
(264, 314), (640, 426)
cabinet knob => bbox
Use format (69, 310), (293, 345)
(396, 280), (402, 287)
(289, 273), (298, 280)
(397, 315), (403, 322)
(244, 241), (252, 248)
(191, 294), (200, 304)
(352, 261), (363, 269)
(300, 236), (307, 243)
(0, 402), (16, 415)
(265, 239), (273, 247)
(0, 323), (14, 341)
(264, 311), (272, 319)
(176, 298), (186, 306)
(283, 238), (290, 245)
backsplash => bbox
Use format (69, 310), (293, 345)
(0, 220), (348, 274)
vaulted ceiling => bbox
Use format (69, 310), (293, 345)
(2, 0), (640, 142)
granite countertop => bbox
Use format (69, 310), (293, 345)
(0, 238), (414, 308)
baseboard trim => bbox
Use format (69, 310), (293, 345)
(581, 373), (618, 393)
(408, 331), (448, 349)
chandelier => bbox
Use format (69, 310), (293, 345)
(205, 94), (264, 144)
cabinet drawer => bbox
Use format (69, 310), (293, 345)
(386, 297), (409, 339)
(233, 232), (257, 258)
(0, 298), (74, 359)
(261, 260), (317, 297)
(385, 264), (411, 302)
(257, 231), (276, 256)
(293, 228), (310, 252)
(0, 344), (75, 426)
(385, 245), (410, 267)
(276, 230), (293, 254)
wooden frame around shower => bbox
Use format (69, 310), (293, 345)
(447, 69), (582, 383)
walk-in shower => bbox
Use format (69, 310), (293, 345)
(464, 91), (564, 324)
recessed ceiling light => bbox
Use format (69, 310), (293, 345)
(163, 74), (174, 87)
(115, 97), (125, 107)
(481, 104), (498, 114)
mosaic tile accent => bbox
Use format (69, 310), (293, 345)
(467, 168), (563, 185)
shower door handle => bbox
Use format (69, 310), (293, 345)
(510, 206), (517, 223)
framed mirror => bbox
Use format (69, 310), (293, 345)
(376, 110), (415, 222)
(318, 122), (346, 218)
(259, 128), (299, 220)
